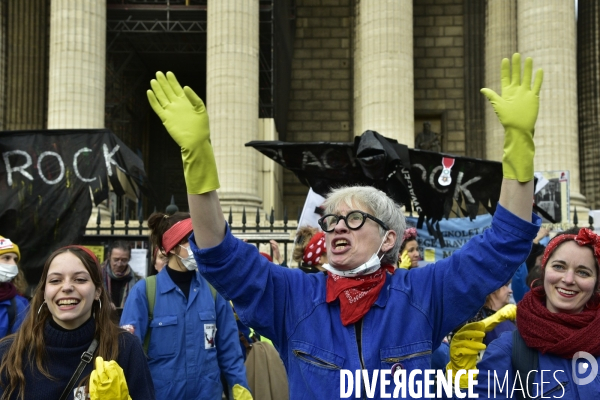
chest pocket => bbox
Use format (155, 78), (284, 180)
(292, 340), (345, 375)
(148, 315), (178, 357)
(380, 340), (432, 372)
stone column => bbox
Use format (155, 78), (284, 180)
(577, 0), (600, 211)
(484, 0), (517, 161)
(207, 0), (262, 213)
(355, 0), (413, 144)
(47, 0), (106, 129)
(518, 0), (587, 219)
(2, 1), (49, 130)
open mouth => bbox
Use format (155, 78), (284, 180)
(333, 239), (348, 251)
(57, 299), (80, 306)
(556, 288), (578, 297)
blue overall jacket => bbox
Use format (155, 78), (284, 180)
(120, 268), (249, 399)
(470, 330), (600, 399)
(0, 295), (28, 337)
(191, 205), (540, 399)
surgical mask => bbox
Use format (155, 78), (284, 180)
(0, 263), (18, 282)
(322, 232), (388, 277)
(177, 245), (197, 271)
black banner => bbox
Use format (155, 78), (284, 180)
(246, 130), (503, 225)
(0, 129), (153, 285)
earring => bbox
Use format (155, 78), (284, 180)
(97, 298), (102, 311)
(37, 301), (47, 315)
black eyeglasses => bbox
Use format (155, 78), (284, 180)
(318, 210), (389, 233)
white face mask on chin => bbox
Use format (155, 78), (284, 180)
(0, 263), (18, 282)
(322, 232), (388, 277)
(177, 245), (198, 271)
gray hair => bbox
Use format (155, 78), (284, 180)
(321, 186), (406, 265)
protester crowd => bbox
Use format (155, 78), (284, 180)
(0, 52), (598, 400)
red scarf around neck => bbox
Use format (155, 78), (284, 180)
(326, 264), (395, 326)
(517, 286), (600, 358)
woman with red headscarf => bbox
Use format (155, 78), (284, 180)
(454, 227), (600, 398)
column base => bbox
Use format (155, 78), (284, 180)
(219, 192), (264, 225)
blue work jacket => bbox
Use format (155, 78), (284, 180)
(0, 295), (28, 337)
(470, 330), (600, 399)
(191, 205), (540, 399)
(120, 268), (249, 399)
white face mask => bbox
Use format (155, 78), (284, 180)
(322, 232), (388, 277)
(0, 263), (18, 283)
(177, 245), (197, 271)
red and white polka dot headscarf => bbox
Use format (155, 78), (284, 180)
(302, 231), (326, 266)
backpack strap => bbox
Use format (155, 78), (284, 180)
(511, 329), (538, 400)
(143, 275), (157, 354)
(7, 297), (16, 334)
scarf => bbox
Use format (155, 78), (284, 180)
(326, 264), (395, 326)
(0, 282), (17, 302)
(102, 262), (135, 308)
(517, 286), (600, 358)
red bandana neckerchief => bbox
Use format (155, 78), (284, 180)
(326, 264), (395, 326)
(517, 286), (600, 358)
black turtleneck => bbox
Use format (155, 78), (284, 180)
(166, 266), (195, 299)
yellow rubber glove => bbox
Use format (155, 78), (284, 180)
(147, 71), (219, 194)
(481, 53), (543, 182)
(481, 304), (517, 332)
(232, 383), (253, 400)
(399, 249), (411, 269)
(446, 321), (487, 389)
(89, 357), (131, 400)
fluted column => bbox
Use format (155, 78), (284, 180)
(1, 1), (48, 130)
(577, 0), (600, 210)
(518, 0), (586, 218)
(484, 0), (517, 161)
(355, 0), (413, 144)
(47, 0), (106, 129)
(207, 0), (261, 212)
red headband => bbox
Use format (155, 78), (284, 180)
(303, 231), (326, 266)
(541, 228), (600, 271)
(162, 219), (193, 254)
(403, 227), (417, 243)
(60, 245), (100, 266)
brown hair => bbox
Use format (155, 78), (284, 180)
(147, 211), (191, 256)
(0, 247), (123, 400)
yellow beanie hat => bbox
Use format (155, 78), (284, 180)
(0, 236), (20, 262)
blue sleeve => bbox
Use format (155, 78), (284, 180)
(10, 296), (29, 334)
(214, 293), (250, 392)
(512, 263), (529, 303)
(407, 205), (540, 344)
(190, 226), (321, 348)
(468, 331), (514, 400)
(119, 280), (149, 344)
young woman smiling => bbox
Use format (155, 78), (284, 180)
(461, 228), (600, 398)
(0, 246), (154, 400)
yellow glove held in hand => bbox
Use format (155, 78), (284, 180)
(482, 304), (517, 332)
(399, 249), (411, 269)
(89, 357), (131, 400)
(480, 53), (543, 182)
(232, 383), (253, 400)
(147, 71), (219, 194)
(446, 321), (487, 389)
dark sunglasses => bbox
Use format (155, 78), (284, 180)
(318, 210), (389, 233)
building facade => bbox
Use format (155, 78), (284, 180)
(1, 0), (598, 224)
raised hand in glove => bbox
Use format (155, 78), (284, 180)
(89, 357), (132, 400)
(147, 71), (219, 194)
(446, 321), (487, 389)
(481, 53), (543, 182)
(481, 304), (516, 332)
(399, 249), (411, 270)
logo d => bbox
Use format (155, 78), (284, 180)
(572, 351), (598, 386)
